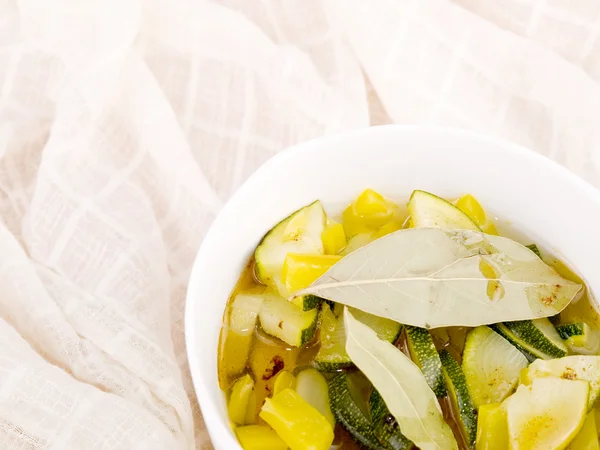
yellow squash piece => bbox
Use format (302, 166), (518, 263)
(236, 425), (287, 450)
(321, 222), (346, 255)
(342, 188), (397, 236)
(376, 220), (402, 238)
(456, 194), (498, 235)
(281, 253), (342, 294)
(505, 378), (589, 450)
(228, 374), (257, 425)
(259, 388), (334, 450)
(273, 370), (296, 396)
(476, 403), (509, 450)
(566, 412), (599, 450)
(354, 188), (389, 215)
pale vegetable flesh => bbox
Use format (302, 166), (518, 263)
(505, 378), (589, 450)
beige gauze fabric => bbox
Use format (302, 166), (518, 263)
(0, 0), (599, 448)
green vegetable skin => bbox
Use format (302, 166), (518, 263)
(439, 350), (478, 449)
(526, 243), (542, 258)
(328, 373), (387, 450)
(490, 318), (567, 361)
(557, 322), (587, 339)
(314, 304), (354, 372)
(369, 390), (413, 450)
(555, 322), (600, 354)
(405, 326), (446, 396)
(290, 293), (323, 311)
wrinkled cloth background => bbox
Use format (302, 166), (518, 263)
(0, 0), (600, 448)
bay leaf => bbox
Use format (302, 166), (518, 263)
(344, 308), (458, 450)
(295, 228), (582, 328)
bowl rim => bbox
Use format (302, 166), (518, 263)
(184, 124), (600, 448)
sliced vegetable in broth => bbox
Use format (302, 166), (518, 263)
(216, 189), (600, 450)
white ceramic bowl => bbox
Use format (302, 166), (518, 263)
(185, 125), (600, 449)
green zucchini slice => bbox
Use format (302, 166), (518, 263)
(258, 292), (318, 347)
(440, 350), (478, 449)
(254, 201), (327, 296)
(314, 303), (353, 372)
(407, 190), (481, 231)
(490, 318), (568, 361)
(369, 389), (413, 450)
(290, 294), (323, 311)
(405, 326), (446, 396)
(462, 326), (528, 407)
(229, 292), (264, 335)
(329, 372), (386, 450)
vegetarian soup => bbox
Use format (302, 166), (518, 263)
(217, 189), (600, 450)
